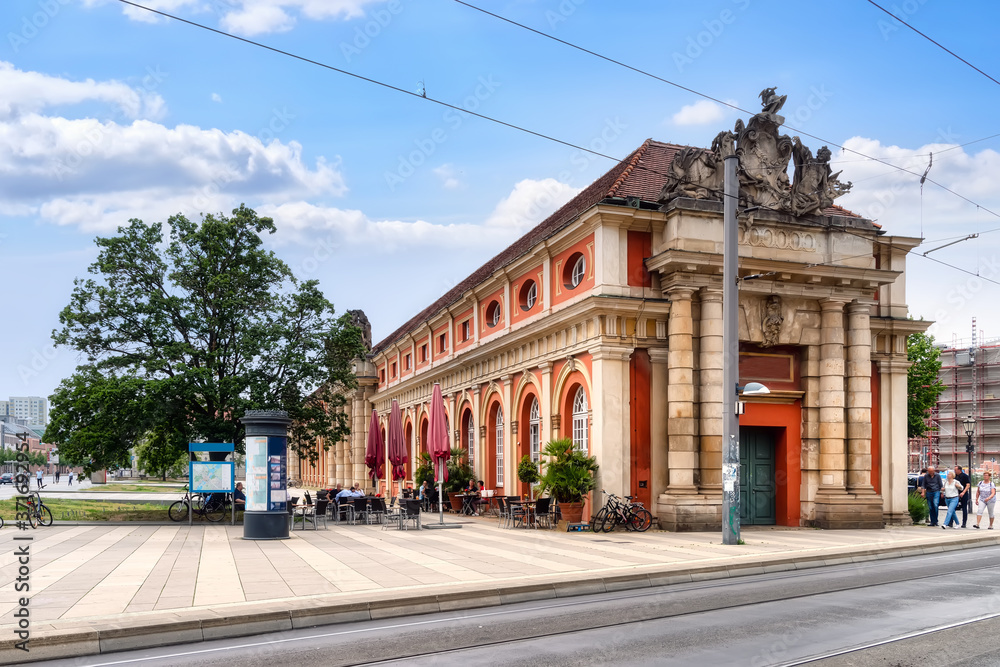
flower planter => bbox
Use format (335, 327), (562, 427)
(558, 501), (584, 524)
(447, 491), (464, 513)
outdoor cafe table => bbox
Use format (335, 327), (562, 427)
(455, 493), (478, 515)
(507, 499), (536, 528)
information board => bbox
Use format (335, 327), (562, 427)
(268, 437), (287, 511)
(189, 461), (234, 493)
(245, 435), (268, 512)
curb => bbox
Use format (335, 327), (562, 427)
(4, 533), (998, 664)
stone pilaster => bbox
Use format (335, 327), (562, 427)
(876, 355), (912, 525)
(666, 287), (697, 492)
(698, 288), (724, 493)
(648, 348), (670, 515)
(590, 346), (632, 500)
(800, 343), (821, 523)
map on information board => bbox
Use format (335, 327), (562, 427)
(190, 462), (234, 492)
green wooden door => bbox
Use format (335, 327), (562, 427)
(739, 427), (776, 525)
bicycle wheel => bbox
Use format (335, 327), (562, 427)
(38, 505), (53, 527)
(27, 504), (37, 529)
(168, 501), (189, 522)
(203, 495), (226, 522)
(589, 507), (607, 532)
(629, 508), (653, 532)
(599, 509), (617, 533)
(0, 516), (4, 529)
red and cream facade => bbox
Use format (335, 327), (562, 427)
(301, 138), (924, 530)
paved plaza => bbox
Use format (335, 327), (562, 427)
(2, 517), (997, 645)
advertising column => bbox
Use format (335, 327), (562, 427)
(241, 409), (292, 540)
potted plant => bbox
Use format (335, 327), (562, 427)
(414, 452), (435, 488)
(535, 438), (598, 524)
(517, 455), (540, 500)
(908, 491), (929, 525)
(445, 447), (474, 512)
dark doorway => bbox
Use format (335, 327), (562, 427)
(739, 426), (777, 525)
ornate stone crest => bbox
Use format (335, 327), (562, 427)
(761, 295), (783, 348)
(658, 88), (852, 217)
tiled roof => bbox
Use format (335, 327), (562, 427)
(372, 139), (866, 353)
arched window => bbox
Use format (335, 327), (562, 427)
(529, 398), (541, 463)
(495, 407), (504, 486)
(570, 254), (586, 288)
(572, 387), (588, 452)
(466, 412), (475, 468)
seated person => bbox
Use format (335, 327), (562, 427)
(336, 485), (355, 501)
(233, 482), (246, 509)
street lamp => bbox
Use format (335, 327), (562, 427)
(963, 415), (976, 475)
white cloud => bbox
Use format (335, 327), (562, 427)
(211, 92), (223, 103)
(671, 99), (728, 126)
(84, 0), (386, 36)
(259, 178), (581, 250)
(0, 65), (344, 232)
(0, 61), (165, 120)
(433, 164), (461, 190)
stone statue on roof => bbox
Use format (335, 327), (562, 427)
(346, 309), (373, 351)
(658, 88), (853, 217)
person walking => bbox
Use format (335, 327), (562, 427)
(954, 465), (971, 528)
(55, 470), (60, 484)
(35, 469), (43, 489)
(920, 465), (943, 526)
(67, 471), (73, 486)
(941, 470), (966, 530)
(974, 471), (997, 530)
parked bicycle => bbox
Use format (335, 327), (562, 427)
(168, 487), (228, 522)
(591, 490), (652, 533)
(22, 485), (53, 528)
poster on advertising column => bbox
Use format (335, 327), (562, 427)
(268, 437), (287, 511)
(245, 436), (268, 512)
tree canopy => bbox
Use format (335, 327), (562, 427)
(907, 331), (945, 439)
(45, 205), (364, 472)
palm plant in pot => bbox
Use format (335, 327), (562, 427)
(535, 438), (598, 524)
(445, 447), (474, 512)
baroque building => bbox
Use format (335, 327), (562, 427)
(296, 91), (926, 530)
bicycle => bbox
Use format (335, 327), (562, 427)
(287, 479), (300, 489)
(23, 486), (53, 528)
(593, 490), (652, 533)
(168, 487), (228, 522)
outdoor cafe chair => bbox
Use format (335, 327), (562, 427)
(496, 496), (510, 528)
(382, 497), (403, 531)
(534, 497), (552, 529)
(351, 497), (368, 525)
(368, 497), (387, 525)
(507, 496), (528, 529)
(400, 498), (421, 531)
(298, 499), (329, 531)
(335, 498), (354, 524)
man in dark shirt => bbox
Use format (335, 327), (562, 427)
(233, 482), (246, 509)
(920, 465), (942, 526)
(954, 465), (971, 528)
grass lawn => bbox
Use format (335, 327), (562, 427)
(0, 498), (226, 522)
(80, 484), (183, 493)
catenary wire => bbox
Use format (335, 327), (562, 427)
(866, 0), (1000, 88)
(114, 0), (994, 285)
(452, 0), (1000, 221)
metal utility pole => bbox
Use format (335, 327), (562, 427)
(722, 153), (740, 545)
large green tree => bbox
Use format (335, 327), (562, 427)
(46, 205), (364, 472)
(907, 331), (945, 438)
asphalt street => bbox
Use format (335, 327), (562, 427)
(28, 544), (1000, 667)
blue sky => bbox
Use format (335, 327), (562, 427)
(3, 0), (1000, 400)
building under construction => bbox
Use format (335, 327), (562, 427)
(912, 321), (1000, 471)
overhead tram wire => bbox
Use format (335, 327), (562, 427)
(116, 0), (996, 287)
(452, 0), (1000, 223)
(866, 0), (1000, 89)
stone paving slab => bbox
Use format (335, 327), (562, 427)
(0, 519), (997, 664)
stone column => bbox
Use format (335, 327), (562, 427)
(539, 362), (553, 445)
(846, 301), (875, 494)
(667, 288), (697, 492)
(698, 288), (723, 492)
(818, 298), (847, 491)
(877, 355), (911, 525)
(502, 375), (512, 492)
(800, 343), (821, 522)
(590, 346), (632, 498)
(648, 348), (670, 514)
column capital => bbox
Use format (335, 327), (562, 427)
(847, 300), (874, 315)
(819, 297), (849, 310)
(537, 361), (553, 374)
(648, 347), (670, 364)
(667, 286), (695, 301)
(589, 345), (633, 362)
(699, 286), (723, 302)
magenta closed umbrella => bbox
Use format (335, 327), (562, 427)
(387, 400), (407, 482)
(427, 383), (452, 524)
(365, 409), (384, 489)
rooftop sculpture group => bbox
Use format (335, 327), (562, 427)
(659, 88), (852, 217)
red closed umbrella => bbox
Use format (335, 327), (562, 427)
(387, 400), (407, 482)
(428, 383), (452, 524)
(365, 409), (384, 488)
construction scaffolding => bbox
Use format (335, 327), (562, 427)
(911, 319), (1000, 471)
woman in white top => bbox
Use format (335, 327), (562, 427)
(974, 471), (997, 529)
(942, 470), (966, 529)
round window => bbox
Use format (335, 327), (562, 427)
(487, 300), (501, 327)
(520, 280), (537, 312)
(565, 252), (586, 289)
